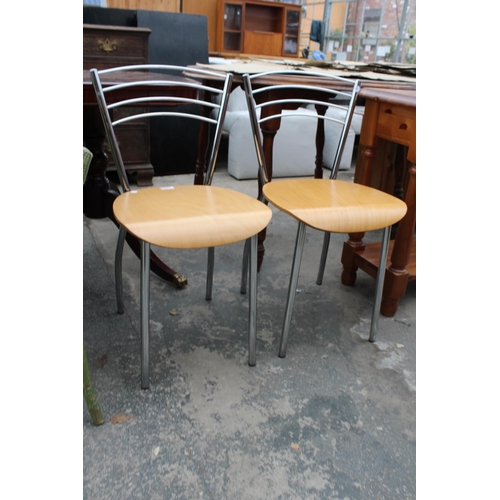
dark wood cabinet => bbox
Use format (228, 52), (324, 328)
(216, 0), (301, 57)
(83, 24), (154, 186)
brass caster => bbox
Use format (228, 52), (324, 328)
(173, 273), (188, 288)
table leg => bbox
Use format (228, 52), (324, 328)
(380, 165), (416, 316)
(83, 107), (120, 220)
(194, 100), (211, 186)
(341, 144), (377, 285)
(314, 105), (327, 178)
(341, 147), (416, 317)
(257, 127), (278, 270)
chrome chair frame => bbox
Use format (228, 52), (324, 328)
(242, 69), (405, 351)
(90, 65), (268, 388)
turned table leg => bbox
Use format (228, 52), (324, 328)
(341, 143), (378, 285)
(194, 94), (212, 186)
(314, 105), (327, 179)
(257, 127), (277, 271)
(380, 165), (416, 316)
(83, 106), (121, 220)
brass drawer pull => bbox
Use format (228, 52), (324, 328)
(97, 39), (117, 53)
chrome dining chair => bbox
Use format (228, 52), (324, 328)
(91, 64), (272, 388)
(242, 69), (407, 355)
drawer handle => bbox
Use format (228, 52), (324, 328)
(97, 39), (117, 53)
(399, 123), (408, 130)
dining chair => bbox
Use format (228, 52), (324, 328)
(242, 69), (407, 355)
(91, 64), (272, 388)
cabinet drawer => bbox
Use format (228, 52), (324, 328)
(376, 105), (416, 149)
(83, 24), (150, 69)
(244, 31), (283, 57)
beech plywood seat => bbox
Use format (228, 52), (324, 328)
(91, 65), (272, 388)
(113, 186), (270, 249)
(263, 179), (405, 234)
(242, 69), (407, 355)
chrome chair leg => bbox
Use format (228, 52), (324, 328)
(115, 225), (127, 314)
(278, 222), (307, 358)
(206, 247), (215, 301)
(369, 226), (391, 343)
(248, 235), (258, 366)
(240, 238), (250, 295)
(140, 240), (151, 389)
(316, 232), (331, 285)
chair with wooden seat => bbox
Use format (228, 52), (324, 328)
(91, 64), (272, 388)
(242, 69), (407, 355)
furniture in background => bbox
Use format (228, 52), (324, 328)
(242, 69), (407, 350)
(83, 23), (153, 185)
(340, 88), (416, 317)
(83, 7), (212, 290)
(197, 59), (416, 268)
(221, 85), (364, 180)
(91, 65), (272, 388)
(83, 6), (210, 177)
(182, 0), (218, 53)
(216, 0), (301, 57)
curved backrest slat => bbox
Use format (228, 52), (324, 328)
(242, 70), (360, 186)
(90, 64), (233, 192)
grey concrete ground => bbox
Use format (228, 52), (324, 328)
(83, 160), (416, 500)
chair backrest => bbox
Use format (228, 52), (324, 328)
(90, 64), (234, 191)
(242, 70), (360, 187)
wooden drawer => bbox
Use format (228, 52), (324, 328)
(376, 105), (416, 150)
(83, 24), (150, 70)
(244, 31), (283, 57)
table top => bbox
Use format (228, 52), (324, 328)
(196, 59), (416, 91)
(359, 87), (416, 107)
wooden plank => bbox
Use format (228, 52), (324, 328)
(183, 0), (217, 53)
(106, 0), (180, 12)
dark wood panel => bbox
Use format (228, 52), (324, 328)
(83, 22), (154, 185)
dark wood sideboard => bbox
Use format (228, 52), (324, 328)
(83, 24), (154, 186)
(83, 7), (210, 177)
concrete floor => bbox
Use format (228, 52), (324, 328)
(83, 160), (416, 500)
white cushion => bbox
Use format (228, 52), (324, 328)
(223, 87), (364, 180)
(350, 107), (365, 135)
(226, 85), (248, 113)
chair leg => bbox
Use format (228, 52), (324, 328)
(248, 234), (258, 366)
(240, 238), (250, 295)
(115, 225), (127, 314)
(140, 240), (151, 389)
(369, 226), (391, 343)
(279, 222), (307, 358)
(206, 247), (215, 301)
(316, 232), (331, 285)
